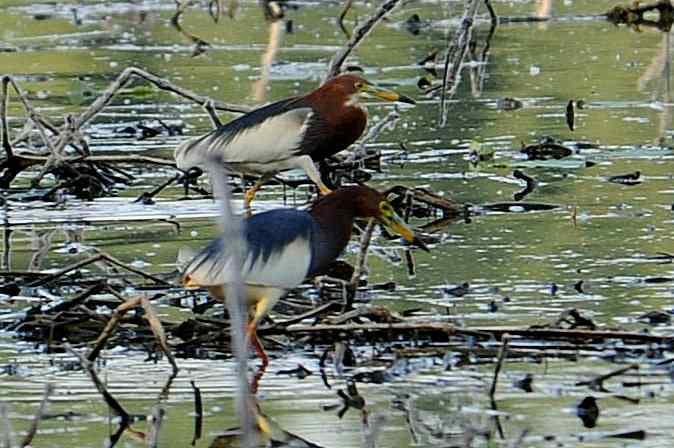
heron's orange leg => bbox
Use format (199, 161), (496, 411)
(246, 322), (269, 368)
(246, 321), (269, 394)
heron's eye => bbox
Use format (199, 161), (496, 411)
(354, 82), (364, 90)
(379, 201), (393, 214)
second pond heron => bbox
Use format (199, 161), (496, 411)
(175, 75), (415, 209)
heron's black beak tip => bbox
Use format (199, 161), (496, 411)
(398, 95), (416, 105)
(413, 236), (430, 252)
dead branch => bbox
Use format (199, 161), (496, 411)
(271, 301), (340, 327)
(0, 68), (248, 189)
(325, 305), (403, 325)
(385, 184), (464, 216)
(75, 67), (249, 129)
(27, 252), (173, 289)
(576, 364), (639, 392)
(325, 0), (402, 80)
(20, 383), (53, 448)
(264, 322), (674, 345)
(88, 297), (143, 362)
(4, 77), (60, 160)
(439, 0), (481, 126)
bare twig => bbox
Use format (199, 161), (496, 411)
(5, 77), (60, 158)
(338, 0), (354, 38)
(325, 0), (402, 80)
(489, 335), (509, 398)
(171, 2), (211, 56)
(342, 219), (376, 312)
(74, 67), (249, 129)
(21, 383), (54, 448)
(439, 0), (481, 126)
(140, 297), (180, 376)
(484, 0), (497, 25)
(272, 301), (340, 327)
(348, 109), (400, 162)
(576, 364), (639, 392)
(350, 219), (376, 287)
(27, 252), (172, 289)
(65, 343), (130, 424)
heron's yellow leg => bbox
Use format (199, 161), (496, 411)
(243, 172), (276, 212)
(296, 155), (333, 196)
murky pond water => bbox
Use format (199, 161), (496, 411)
(2, 0), (674, 446)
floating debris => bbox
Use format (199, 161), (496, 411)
(566, 99), (575, 131)
(521, 137), (573, 160)
(607, 171), (641, 186)
(576, 396), (599, 428)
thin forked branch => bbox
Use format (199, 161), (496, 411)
(325, 0), (402, 80)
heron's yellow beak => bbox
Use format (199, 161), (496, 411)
(377, 201), (429, 251)
(361, 84), (416, 105)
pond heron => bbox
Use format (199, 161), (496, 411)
(181, 185), (427, 367)
(175, 75), (415, 209)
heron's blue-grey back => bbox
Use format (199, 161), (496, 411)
(183, 209), (320, 289)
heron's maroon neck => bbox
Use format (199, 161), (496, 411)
(309, 190), (359, 247)
(307, 187), (381, 275)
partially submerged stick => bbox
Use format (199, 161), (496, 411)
(489, 335), (509, 398)
(65, 343), (130, 424)
(20, 383), (53, 448)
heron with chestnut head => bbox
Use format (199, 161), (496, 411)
(175, 75), (415, 209)
(181, 184), (428, 368)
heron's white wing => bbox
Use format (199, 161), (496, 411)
(211, 108), (312, 164)
(175, 98), (313, 170)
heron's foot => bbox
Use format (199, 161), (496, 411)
(319, 186), (333, 196)
(243, 189), (257, 215)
